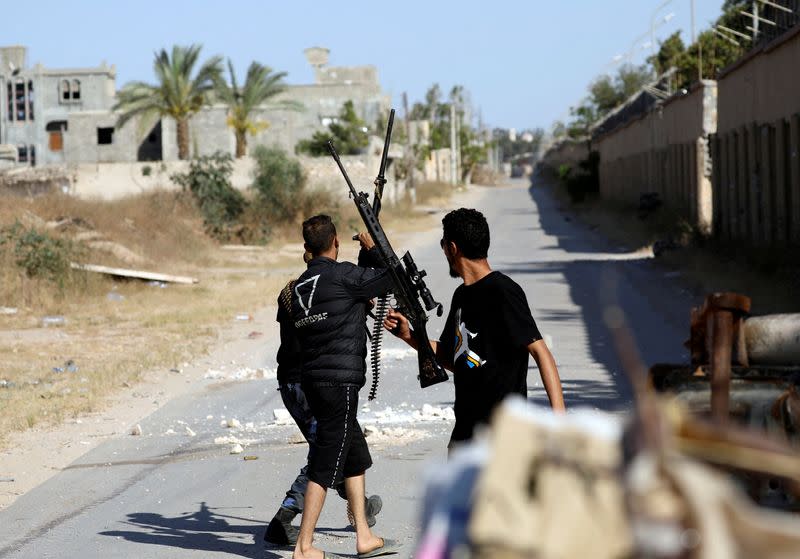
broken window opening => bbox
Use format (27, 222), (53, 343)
(61, 80), (70, 102)
(14, 80), (26, 121)
(27, 80), (34, 120)
(17, 145), (28, 163)
(6, 82), (12, 121)
(71, 79), (81, 100)
(97, 127), (114, 145)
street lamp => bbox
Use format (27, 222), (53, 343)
(651, 0), (675, 57)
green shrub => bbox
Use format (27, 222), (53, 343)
(0, 222), (82, 288)
(171, 152), (246, 239)
(251, 145), (307, 223)
(558, 151), (599, 203)
(296, 100), (369, 156)
(141, 165), (152, 177)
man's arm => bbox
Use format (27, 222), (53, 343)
(383, 309), (454, 372)
(528, 339), (565, 412)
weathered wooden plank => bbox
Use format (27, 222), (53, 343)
(790, 114), (800, 243)
(747, 122), (760, 245)
(737, 127), (749, 240)
(71, 263), (199, 285)
(712, 135), (722, 237)
(725, 133), (735, 240)
(774, 119), (788, 243)
(760, 124), (774, 245)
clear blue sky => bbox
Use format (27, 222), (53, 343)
(5, 0), (725, 131)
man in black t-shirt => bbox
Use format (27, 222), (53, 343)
(385, 208), (565, 449)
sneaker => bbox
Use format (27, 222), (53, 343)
(264, 507), (298, 546)
(347, 494), (383, 528)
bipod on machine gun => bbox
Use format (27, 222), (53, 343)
(327, 109), (449, 396)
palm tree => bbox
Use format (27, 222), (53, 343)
(215, 59), (302, 158)
(114, 45), (223, 160)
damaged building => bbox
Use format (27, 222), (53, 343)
(0, 45), (390, 167)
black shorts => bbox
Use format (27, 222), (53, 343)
(303, 382), (372, 488)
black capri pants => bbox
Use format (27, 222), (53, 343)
(302, 382), (372, 488)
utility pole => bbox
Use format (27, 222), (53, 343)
(692, 0), (702, 81)
(402, 91), (415, 202)
(449, 103), (457, 185)
(751, 0), (760, 40)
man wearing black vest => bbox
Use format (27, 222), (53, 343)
(263, 250), (382, 546)
(291, 215), (400, 559)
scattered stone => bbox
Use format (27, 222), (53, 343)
(364, 425), (380, 437)
(169, 368), (182, 374)
(0, 307), (18, 315)
(226, 418), (242, 429)
(130, 424), (142, 436)
(247, 331), (263, 339)
(230, 443), (244, 454)
(273, 408), (293, 425)
(185, 426), (196, 437)
(234, 313), (252, 321)
(206, 415), (214, 420)
(164, 428), (176, 435)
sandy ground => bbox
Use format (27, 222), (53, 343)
(0, 185), (486, 512)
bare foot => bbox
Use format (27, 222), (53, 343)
(356, 535), (386, 556)
(293, 543), (326, 559)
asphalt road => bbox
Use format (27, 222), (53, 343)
(0, 180), (695, 558)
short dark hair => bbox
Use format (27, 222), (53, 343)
(442, 208), (489, 259)
(302, 214), (336, 255)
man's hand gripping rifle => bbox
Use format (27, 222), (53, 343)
(326, 115), (449, 390)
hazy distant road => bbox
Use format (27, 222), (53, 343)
(0, 179), (695, 558)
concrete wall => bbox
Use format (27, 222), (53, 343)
(717, 26), (800, 135)
(593, 80), (717, 232)
(710, 26), (800, 246)
(68, 150), (405, 206)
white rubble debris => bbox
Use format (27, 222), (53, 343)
(206, 415), (214, 420)
(204, 367), (276, 381)
(376, 347), (417, 361)
(273, 408), (294, 425)
(362, 425), (427, 444)
(411, 403), (455, 421)
(185, 426), (196, 437)
(164, 428), (176, 435)
(130, 424), (142, 436)
(230, 443), (244, 454)
(226, 418), (242, 429)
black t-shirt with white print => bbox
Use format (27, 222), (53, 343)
(441, 271), (542, 443)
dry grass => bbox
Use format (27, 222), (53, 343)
(0, 190), (292, 444)
(0, 184), (449, 445)
(544, 182), (800, 314)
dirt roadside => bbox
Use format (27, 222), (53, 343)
(0, 184), (488, 511)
